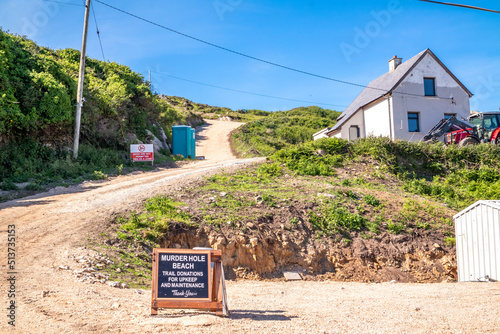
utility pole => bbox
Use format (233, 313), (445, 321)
(73, 0), (91, 159)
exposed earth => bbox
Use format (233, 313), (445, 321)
(0, 119), (499, 333)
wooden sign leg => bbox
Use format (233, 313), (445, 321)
(213, 261), (223, 316)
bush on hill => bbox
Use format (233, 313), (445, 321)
(272, 136), (500, 210)
(231, 106), (341, 157)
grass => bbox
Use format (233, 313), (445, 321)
(273, 136), (500, 211)
(116, 196), (194, 244)
(0, 139), (184, 202)
(231, 107), (342, 157)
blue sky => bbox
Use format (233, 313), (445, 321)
(1, 0), (500, 112)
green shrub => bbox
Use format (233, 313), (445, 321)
(444, 237), (456, 247)
(0, 180), (18, 191)
(387, 221), (406, 234)
(232, 107), (342, 157)
(364, 194), (380, 207)
(309, 205), (367, 236)
(256, 162), (283, 178)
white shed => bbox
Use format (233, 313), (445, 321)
(454, 200), (500, 282)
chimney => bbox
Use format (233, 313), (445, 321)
(389, 55), (402, 72)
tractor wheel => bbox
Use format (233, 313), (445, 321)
(458, 137), (479, 147)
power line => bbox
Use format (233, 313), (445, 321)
(151, 70), (347, 108)
(94, 0), (455, 103)
(94, 0), (374, 91)
(418, 0), (500, 14)
(90, 1), (106, 61)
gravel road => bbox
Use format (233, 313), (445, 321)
(0, 119), (498, 333)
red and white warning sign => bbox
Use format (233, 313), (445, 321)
(130, 144), (154, 162)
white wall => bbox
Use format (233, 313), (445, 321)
(455, 201), (500, 282)
(390, 53), (471, 141)
(338, 110), (365, 139)
(313, 128), (330, 141)
(364, 99), (391, 138)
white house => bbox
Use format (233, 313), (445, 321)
(314, 49), (472, 141)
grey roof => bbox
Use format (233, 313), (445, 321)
(328, 49), (472, 135)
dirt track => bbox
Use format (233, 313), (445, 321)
(1, 119), (499, 333)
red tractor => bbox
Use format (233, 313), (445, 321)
(424, 112), (500, 146)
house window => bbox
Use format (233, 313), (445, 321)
(424, 78), (436, 96)
(444, 113), (456, 119)
(408, 112), (420, 132)
(349, 125), (360, 140)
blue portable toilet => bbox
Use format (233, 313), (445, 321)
(172, 125), (196, 158)
(190, 127), (196, 158)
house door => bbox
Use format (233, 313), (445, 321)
(349, 126), (360, 140)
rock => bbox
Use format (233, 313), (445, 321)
(107, 281), (121, 288)
(246, 222), (256, 229)
(135, 290), (144, 295)
(116, 268), (121, 273)
(317, 193), (336, 199)
(390, 280), (397, 283)
(58, 265), (70, 270)
(283, 271), (302, 281)
(111, 302), (120, 309)
(120, 283), (129, 289)
(249, 238), (259, 247)
(314, 149), (327, 156)
(220, 192), (227, 197)
(145, 129), (167, 154)
(255, 195), (263, 202)
(41, 291), (52, 298)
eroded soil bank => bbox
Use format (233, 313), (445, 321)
(161, 219), (456, 283)
(100, 160), (458, 285)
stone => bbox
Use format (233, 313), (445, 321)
(107, 281), (121, 288)
(220, 192), (227, 197)
(249, 238), (259, 248)
(283, 271), (302, 281)
(315, 149), (327, 156)
(111, 302), (120, 309)
(116, 268), (121, 273)
(317, 193), (336, 199)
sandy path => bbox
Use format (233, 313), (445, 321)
(195, 119), (244, 161)
(0, 119), (498, 333)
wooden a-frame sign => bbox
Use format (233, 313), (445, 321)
(151, 248), (229, 316)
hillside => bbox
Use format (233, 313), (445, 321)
(231, 106), (342, 157)
(0, 30), (210, 194)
